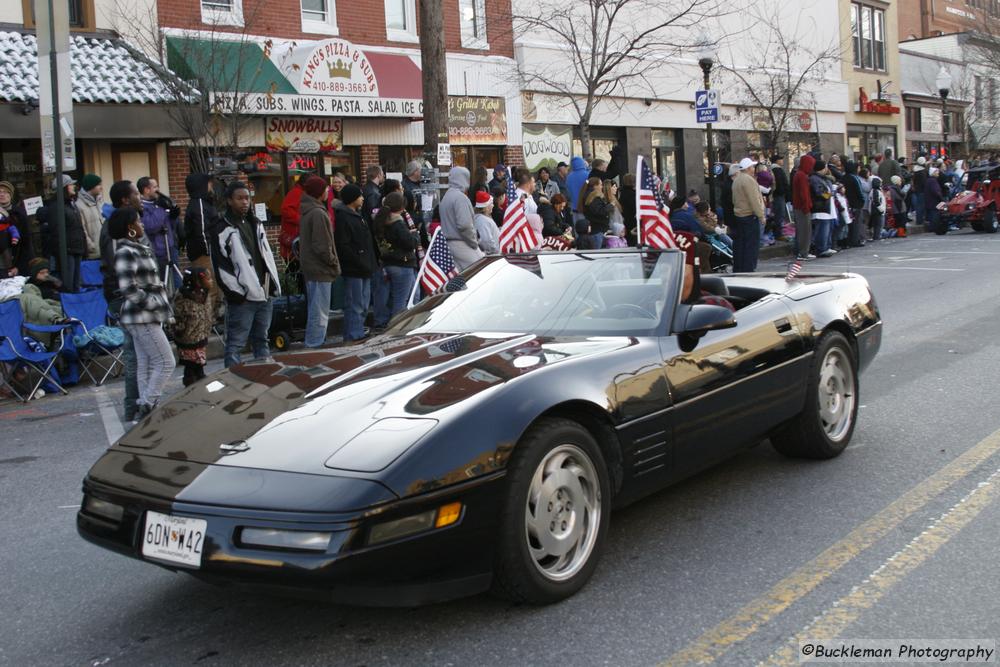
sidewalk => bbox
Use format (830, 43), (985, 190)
(759, 222), (928, 261)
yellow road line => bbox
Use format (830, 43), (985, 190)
(760, 466), (1000, 666)
(661, 428), (1000, 666)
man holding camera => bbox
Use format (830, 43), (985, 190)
(137, 176), (183, 289)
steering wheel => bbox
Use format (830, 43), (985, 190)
(606, 303), (656, 320)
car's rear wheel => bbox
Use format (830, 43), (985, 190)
(982, 208), (998, 233)
(772, 332), (858, 459)
(492, 418), (610, 604)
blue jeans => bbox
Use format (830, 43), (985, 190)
(370, 268), (391, 328)
(304, 281), (332, 348)
(343, 276), (371, 341)
(224, 299), (273, 368)
(108, 296), (138, 418)
(591, 232), (606, 249)
(772, 195), (787, 229)
(731, 215), (761, 272)
(385, 265), (416, 317)
(813, 217), (833, 254)
(913, 192), (925, 226)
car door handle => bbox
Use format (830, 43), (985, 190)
(773, 318), (794, 335)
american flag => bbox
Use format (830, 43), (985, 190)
(785, 260), (803, 281)
(505, 254), (543, 277)
(499, 167), (542, 253)
(637, 156), (678, 249)
(419, 229), (458, 295)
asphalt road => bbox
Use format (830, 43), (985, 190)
(2, 231), (1000, 667)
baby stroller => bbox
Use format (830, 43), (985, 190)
(705, 234), (733, 273)
(268, 237), (308, 351)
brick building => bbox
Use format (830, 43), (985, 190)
(159, 0), (522, 221)
(899, 0), (1000, 40)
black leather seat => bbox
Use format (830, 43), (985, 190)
(701, 275), (729, 297)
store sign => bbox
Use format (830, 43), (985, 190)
(265, 117), (343, 152)
(214, 92), (422, 117)
(796, 112), (814, 132)
(858, 87), (900, 114)
(288, 155), (317, 171)
(523, 125), (572, 172)
(447, 97), (507, 145)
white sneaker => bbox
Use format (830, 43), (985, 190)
(819, 249), (836, 257)
(796, 254), (817, 261)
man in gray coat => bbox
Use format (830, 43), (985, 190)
(298, 176), (341, 348)
(439, 166), (484, 270)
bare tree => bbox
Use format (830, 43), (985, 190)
(107, 2), (295, 174)
(718, 4), (839, 154)
(954, 30), (1000, 153)
(513, 0), (730, 161)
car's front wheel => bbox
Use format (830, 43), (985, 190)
(492, 418), (610, 604)
(772, 331), (858, 459)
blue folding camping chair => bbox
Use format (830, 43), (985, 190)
(80, 260), (104, 290)
(0, 300), (72, 401)
(61, 290), (124, 386)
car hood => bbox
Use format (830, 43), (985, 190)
(110, 331), (625, 476)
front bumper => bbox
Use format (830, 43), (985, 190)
(77, 459), (504, 606)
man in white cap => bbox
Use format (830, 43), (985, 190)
(911, 156), (928, 228)
(731, 157), (766, 272)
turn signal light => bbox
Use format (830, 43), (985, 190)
(435, 502), (462, 528)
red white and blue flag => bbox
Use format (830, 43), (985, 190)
(419, 229), (458, 295)
(499, 167), (542, 253)
(637, 156), (678, 249)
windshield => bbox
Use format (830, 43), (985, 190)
(388, 251), (683, 337)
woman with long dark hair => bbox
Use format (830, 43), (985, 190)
(373, 192), (418, 316)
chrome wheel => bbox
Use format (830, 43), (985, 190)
(817, 346), (855, 442)
(524, 444), (602, 582)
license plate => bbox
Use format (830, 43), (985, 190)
(141, 511), (207, 568)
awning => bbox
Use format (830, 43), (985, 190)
(167, 35), (424, 117)
(0, 30), (195, 104)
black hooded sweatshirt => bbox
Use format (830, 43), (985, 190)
(184, 174), (218, 262)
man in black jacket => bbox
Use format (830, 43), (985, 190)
(842, 161), (866, 247)
(770, 154), (791, 238)
(334, 184), (377, 341)
(37, 175), (86, 291)
(361, 165), (384, 223)
(184, 174), (217, 266)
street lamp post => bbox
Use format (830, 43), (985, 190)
(936, 66), (953, 160)
(699, 41), (717, 215)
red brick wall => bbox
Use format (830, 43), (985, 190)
(160, 0), (514, 58)
(359, 144), (380, 184)
(166, 145), (192, 211)
(503, 145), (524, 168)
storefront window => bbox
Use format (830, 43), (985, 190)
(379, 146), (422, 176)
(0, 140), (44, 199)
(847, 125), (896, 162)
(572, 128), (622, 168)
(651, 129), (681, 194)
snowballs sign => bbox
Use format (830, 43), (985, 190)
(265, 117), (343, 152)
(523, 125), (572, 172)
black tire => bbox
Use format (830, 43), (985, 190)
(772, 331), (858, 459)
(272, 330), (290, 351)
(982, 208), (998, 234)
(492, 417), (611, 604)
(934, 219), (949, 235)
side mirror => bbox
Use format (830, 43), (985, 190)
(672, 303), (737, 339)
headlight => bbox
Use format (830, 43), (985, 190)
(84, 496), (124, 522)
(967, 204), (976, 210)
(367, 502), (463, 546)
(239, 528), (332, 552)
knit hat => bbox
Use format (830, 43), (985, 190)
(302, 175), (328, 200)
(339, 183), (363, 205)
(28, 257), (49, 280)
(493, 163), (506, 174)
(0, 181), (13, 196)
(51, 174), (76, 190)
(80, 173), (102, 192)
(916, 156), (927, 166)
(891, 175), (902, 186)
(474, 191), (492, 208)
(813, 160), (827, 172)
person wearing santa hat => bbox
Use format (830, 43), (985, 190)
(473, 191), (499, 255)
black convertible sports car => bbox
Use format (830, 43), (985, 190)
(78, 249), (881, 606)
